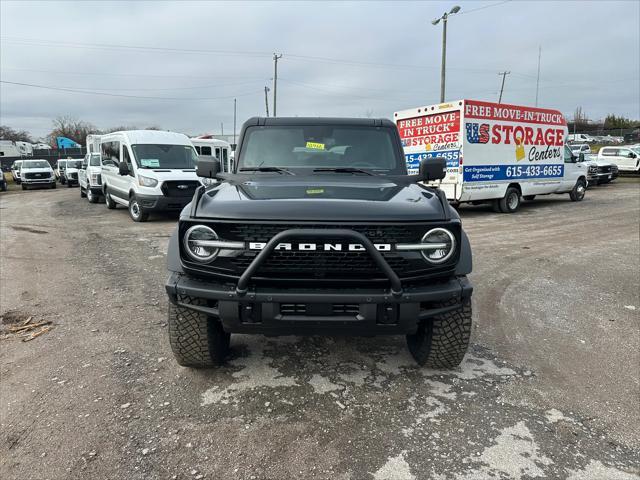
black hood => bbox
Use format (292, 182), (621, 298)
(190, 174), (455, 222)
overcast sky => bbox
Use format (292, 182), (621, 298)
(1, 0), (639, 139)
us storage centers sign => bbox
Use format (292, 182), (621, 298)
(396, 100), (567, 181)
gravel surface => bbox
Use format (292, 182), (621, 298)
(1, 179), (639, 480)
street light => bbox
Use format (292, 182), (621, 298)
(432, 5), (461, 103)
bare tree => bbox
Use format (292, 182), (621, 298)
(0, 125), (33, 143)
(48, 115), (99, 147)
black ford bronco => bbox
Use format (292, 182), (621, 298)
(165, 117), (473, 368)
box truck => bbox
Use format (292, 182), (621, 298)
(394, 100), (588, 212)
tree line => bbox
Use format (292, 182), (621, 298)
(0, 116), (161, 147)
(568, 107), (639, 134)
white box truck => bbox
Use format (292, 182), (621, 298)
(394, 100), (589, 212)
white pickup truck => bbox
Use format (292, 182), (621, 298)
(78, 153), (103, 203)
(394, 100), (588, 212)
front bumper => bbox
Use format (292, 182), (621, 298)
(166, 272), (472, 335)
(23, 178), (55, 185)
(137, 193), (193, 212)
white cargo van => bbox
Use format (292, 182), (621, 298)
(100, 130), (200, 222)
(394, 100), (588, 212)
(191, 138), (232, 172)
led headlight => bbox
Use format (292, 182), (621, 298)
(420, 228), (455, 263)
(138, 175), (158, 187)
(184, 225), (220, 262)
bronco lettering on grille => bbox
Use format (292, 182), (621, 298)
(248, 242), (392, 252)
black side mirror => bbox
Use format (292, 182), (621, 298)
(628, 152), (636, 158)
(118, 162), (130, 175)
(419, 157), (447, 181)
(197, 156), (220, 178)
(579, 153), (585, 162)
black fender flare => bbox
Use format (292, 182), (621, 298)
(454, 230), (472, 276)
(166, 227), (184, 273)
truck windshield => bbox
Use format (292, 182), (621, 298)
(22, 160), (50, 169)
(67, 160), (82, 169)
(90, 155), (101, 166)
(238, 126), (404, 174)
(131, 144), (198, 169)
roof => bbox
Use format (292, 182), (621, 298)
(243, 117), (397, 128)
(101, 130), (191, 145)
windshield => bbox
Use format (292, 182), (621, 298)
(238, 125), (404, 173)
(631, 147), (640, 155)
(131, 144), (198, 169)
(90, 154), (101, 166)
(22, 160), (50, 169)
(67, 160), (82, 169)
(13, 161), (22, 169)
(58, 161), (67, 169)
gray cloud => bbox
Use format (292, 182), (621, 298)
(1, 0), (639, 140)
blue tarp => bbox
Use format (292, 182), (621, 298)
(56, 137), (81, 149)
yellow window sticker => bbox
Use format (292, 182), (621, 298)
(306, 141), (325, 150)
(306, 188), (324, 195)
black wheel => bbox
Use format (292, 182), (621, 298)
(570, 178), (586, 202)
(21, 184), (27, 190)
(128, 196), (149, 222)
(51, 182), (56, 189)
(80, 187), (86, 198)
(498, 187), (521, 213)
(87, 188), (99, 203)
(168, 296), (230, 367)
(67, 180), (73, 188)
(407, 299), (472, 369)
(104, 190), (117, 209)
(60, 177), (66, 185)
(523, 195), (536, 201)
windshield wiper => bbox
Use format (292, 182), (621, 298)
(313, 167), (375, 176)
(239, 166), (294, 175)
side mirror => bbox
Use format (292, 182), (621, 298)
(197, 155), (220, 178)
(118, 162), (130, 175)
(579, 153), (585, 162)
(419, 157), (447, 181)
(628, 152), (636, 158)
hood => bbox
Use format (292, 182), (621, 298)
(139, 169), (198, 182)
(191, 174), (452, 222)
(22, 167), (53, 175)
(66, 167), (79, 174)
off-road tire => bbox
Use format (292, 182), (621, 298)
(523, 195), (536, 201)
(168, 296), (230, 367)
(406, 299), (472, 369)
(570, 178), (586, 202)
(129, 195), (149, 222)
(499, 187), (521, 213)
(105, 190), (117, 209)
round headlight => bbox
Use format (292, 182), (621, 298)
(184, 225), (219, 262)
(421, 228), (455, 264)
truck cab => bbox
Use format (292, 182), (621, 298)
(165, 117), (474, 369)
(11, 160), (23, 184)
(78, 153), (103, 202)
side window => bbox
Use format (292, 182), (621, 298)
(215, 147), (221, 159)
(81, 156), (88, 169)
(122, 145), (134, 176)
(618, 149), (633, 158)
(194, 146), (201, 154)
(563, 146), (574, 163)
(601, 148), (617, 157)
(201, 146), (212, 156)
(101, 141), (121, 166)
(222, 148), (228, 162)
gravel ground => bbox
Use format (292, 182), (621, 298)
(1, 178), (639, 480)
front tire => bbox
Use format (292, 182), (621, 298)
(406, 299), (472, 369)
(21, 184), (27, 190)
(128, 195), (149, 222)
(168, 296), (230, 367)
(87, 188), (99, 203)
(498, 187), (521, 213)
(570, 178), (586, 202)
(104, 190), (117, 209)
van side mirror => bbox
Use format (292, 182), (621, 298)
(197, 156), (220, 178)
(419, 157), (447, 181)
(118, 162), (130, 175)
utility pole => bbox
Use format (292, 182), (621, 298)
(535, 46), (541, 107)
(498, 71), (510, 104)
(272, 53), (283, 117)
(264, 86), (270, 117)
(233, 98), (237, 146)
(432, 6), (460, 103)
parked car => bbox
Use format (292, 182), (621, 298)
(567, 133), (595, 143)
(100, 130), (201, 222)
(62, 159), (82, 187)
(11, 160), (23, 184)
(581, 154), (618, 185)
(20, 159), (56, 190)
(0, 172), (7, 192)
(570, 144), (591, 155)
(598, 146), (640, 173)
(78, 153), (103, 203)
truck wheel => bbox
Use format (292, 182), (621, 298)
(570, 179), (586, 202)
(51, 182), (56, 189)
(499, 187), (521, 213)
(129, 196), (149, 222)
(523, 195), (535, 201)
(87, 189), (98, 203)
(168, 296), (230, 367)
(105, 190), (117, 209)
(406, 299), (472, 369)
(21, 184), (27, 190)
(80, 187), (86, 198)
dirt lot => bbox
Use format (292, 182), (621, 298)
(1, 179), (639, 480)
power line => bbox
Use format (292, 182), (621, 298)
(0, 80), (262, 101)
(458, 0), (512, 15)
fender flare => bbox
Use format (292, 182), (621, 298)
(454, 230), (473, 276)
(166, 227), (184, 273)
